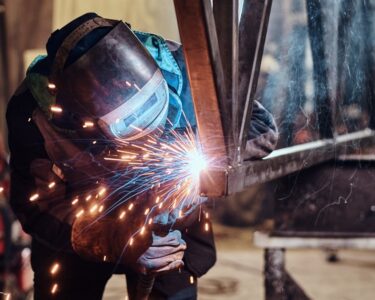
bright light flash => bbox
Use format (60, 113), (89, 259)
(50, 105), (62, 113)
(29, 193), (39, 202)
(187, 150), (207, 179)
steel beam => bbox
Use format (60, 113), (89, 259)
(255, 231), (375, 249)
(238, 0), (273, 163)
(202, 0), (232, 158)
(306, 0), (333, 139)
(212, 0), (238, 163)
(227, 129), (375, 194)
(174, 0), (227, 197)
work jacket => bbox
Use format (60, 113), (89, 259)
(6, 31), (278, 277)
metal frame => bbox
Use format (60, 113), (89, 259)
(173, 0), (375, 197)
(174, 0), (228, 197)
(254, 231), (375, 299)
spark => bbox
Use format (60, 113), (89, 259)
(50, 263), (60, 275)
(28, 117), (32, 122)
(90, 204), (98, 214)
(119, 211), (126, 220)
(148, 218), (153, 225)
(0, 187), (3, 193)
(71, 198), (79, 205)
(130, 124), (142, 132)
(98, 188), (106, 196)
(51, 283), (58, 294)
(204, 222), (210, 232)
(98, 205), (104, 212)
(134, 83), (141, 91)
(129, 237), (134, 246)
(48, 83), (56, 90)
(190, 276), (194, 284)
(140, 226), (146, 235)
(48, 181), (56, 189)
(93, 140), (97, 144)
(103, 255), (107, 261)
(85, 195), (92, 202)
(128, 203), (134, 211)
(144, 208), (150, 215)
(76, 209), (84, 218)
(83, 121), (94, 128)
(50, 105), (62, 113)
(29, 193), (39, 202)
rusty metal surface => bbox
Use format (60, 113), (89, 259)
(227, 130), (375, 195)
(174, 0), (227, 197)
(306, 0), (333, 139)
(213, 0), (238, 163)
(202, 0), (232, 156)
(264, 248), (311, 300)
(238, 0), (273, 162)
(272, 156), (375, 236)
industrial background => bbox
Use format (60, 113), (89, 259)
(1, 0), (375, 299)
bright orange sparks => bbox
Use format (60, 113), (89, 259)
(76, 209), (84, 218)
(119, 211), (126, 219)
(50, 105), (62, 113)
(50, 263), (60, 275)
(51, 283), (58, 294)
(90, 204), (98, 214)
(83, 121), (94, 128)
(29, 193), (39, 202)
(140, 226), (146, 235)
(48, 83), (56, 89)
(98, 188), (106, 196)
(48, 181), (56, 189)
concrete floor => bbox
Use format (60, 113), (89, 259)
(103, 224), (375, 299)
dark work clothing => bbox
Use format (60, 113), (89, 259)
(7, 87), (214, 300)
(32, 239), (197, 300)
(7, 14), (277, 300)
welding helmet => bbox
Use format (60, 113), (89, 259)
(48, 16), (169, 141)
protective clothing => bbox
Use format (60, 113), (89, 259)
(7, 12), (278, 300)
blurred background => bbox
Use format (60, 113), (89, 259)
(1, 0), (375, 299)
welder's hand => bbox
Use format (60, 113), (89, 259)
(135, 230), (186, 275)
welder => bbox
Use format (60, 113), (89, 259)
(6, 13), (278, 300)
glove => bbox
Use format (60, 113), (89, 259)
(245, 100), (278, 160)
(135, 230), (186, 275)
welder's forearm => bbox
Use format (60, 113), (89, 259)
(72, 213), (151, 265)
(9, 169), (74, 252)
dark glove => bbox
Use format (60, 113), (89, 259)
(245, 100), (278, 160)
